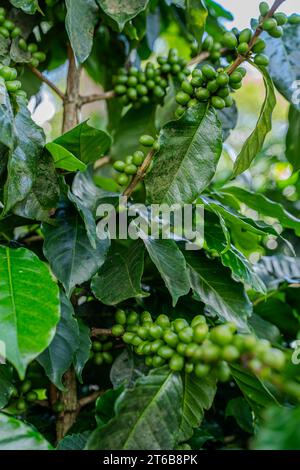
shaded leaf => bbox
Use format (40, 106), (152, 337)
(146, 103), (222, 204)
(0, 245), (60, 377)
(0, 366), (14, 409)
(110, 349), (148, 389)
(74, 319), (92, 382)
(57, 431), (91, 450)
(0, 77), (14, 150)
(226, 397), (254, 433)
(0, 413), (52, 450)
(95, 387), (123, 426)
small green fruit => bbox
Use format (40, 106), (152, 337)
(139, 135), (155, 147)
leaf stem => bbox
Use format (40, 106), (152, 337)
(28, 65), (65, 100)
(80, 91), (115, 105)
(90, 327), (112, 337)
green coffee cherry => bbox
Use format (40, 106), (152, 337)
(195, 87), (210, 101)
(113, 160), (126, 172)
(132, 150), (144, 166)
(16, 399), (27, 412)
(93, 341), (102, 351)
(193, 323), (209, 343)
(3, 20), (14, 30)
(117, 174), (129, 186)
(222, 32), (238, 50)
(93, 352), (103, 365)
(26, 391), (38, 402)
(169, 354), (184, 371)
(274, 12), (287, 26)
(202, 35), (214, 51)
(288, 14), (300, 25)
(239, 28), (252, 44)
(259, 1), (269, 17)
(33, 51), (46, 62)
(237, 42), (249, 55)
(103, 352), (113, 364)
(139, 135), (155, 147)
(11, 27), (21, 38)
(211, 96), (225, 109)
(210, 325), (233, 346)
(173, 318), (189, 333)
(254, 53), (269, 66)
(181, 80), (193, 95)
(217, 87), (230, 98)
(216, 73), (229, 87)
(229, 71), (243, 84)
(268, 26), (283, 38)
(202, 64), (217, 79)
(20, 380), (32, 394)
(124, 163), (137, 175)
(18, 38), (27, 51)
(178, 327), (194, 344)
(111, 324), (124, 337)
(207, 80), (219, 93)
(0, 27), (9, 38)
(115, 309), (126, 325)
(263, 18), (278, 31)
(158, 345), (174, 360)
(156, 314), (170, 329)
(194, 363), (210, 378)
(6, 80), (22, 92)
(163, 330), (179, 348)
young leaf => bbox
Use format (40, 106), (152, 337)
(91, 241), (145, 305)
(65, 0), (99, 64)
(184, 250), (252, 330)
(0, 245), (60, 378)
(178, 372), (217, 442)
(233, 65), (276, 176)
(46, 143), (87, 172)
(143, 238), (190, 306)
(264, 23), (300, 110)
(43, 214), (110, 296)
(146, 103), (222, 205)
(97, 0), (150, 31)
(37, 292), (79, 390)
(86, 367), (183, 450)
(0, 413), (52, 450)
(286, 105), (300, 170)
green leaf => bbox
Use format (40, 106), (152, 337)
(286, 105), (300, 170)
(178, 372), (217, 442)
(217, 102), (238, 141)
(110, 349), (148, 389)
(9, 0), (40, 14)
(86, 367), (183, 450)
(0, 78), (14, 150)
(146, 103), (222, 204)
(0, 413), (52, 450)
(37, 292), (79, 390)
(72, 166), (113, 213)
(0, 245), (60, 377)
(57, 431), (91, 450)
(220, 186), (300, 236)
(3, 97), (45, 214)
(230, 364), (280, 413)
(253, 406), (300, 450)
(265, 23), (300, 110)
(97, 0), (149, 31)
(110, 105), (156, 161)
(186, 0), (207, 44)
(95, 388), (123, 426)
(46, 143), (87, 172)
(184, 250), (252, 330)
(143, 239), (190, 306)
(43, 214), (110, 296)
(91, 241), (145, 305)
(233, 65), (276, 176)
(225, 397), (254, 434)
(65, 0), (99, 64)
(0, 366), (14, 409)
(54, 121), (111, 165)
(73, 319), (91, 383)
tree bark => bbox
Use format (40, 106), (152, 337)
(56, 45), (81, 442)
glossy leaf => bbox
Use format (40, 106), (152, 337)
(0, 413), (52, 450)
(46, 143), (87, 172)
(37, 292), (79, 390)
(65, 0), (99, 63)
(143, 238), (190, 306)
(10, 0), (40, 14)
(87, 367), (182, 450)
(43, 214), (110, 296)
(91, 241), (145, 305)
(0, 245), (60, 377)
(97, 0), (149, 30)
(233, 65), (276, 176)
(184, 250), (252, 330)
(146, 103), (222, 204)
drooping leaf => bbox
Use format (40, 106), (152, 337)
(143, 238), (190, 306)
(111, 105), (156, 161)
(146, 103), (223, 204)
(73, 319), (92, 382)
(97, 0), (149, 31)
(91, 241), (145, 305)
(0, 245), (60, 377)
(53, 121), (111, 165)
(233, 65), (276, 176)
(0, 365), (14, 409)
(184, 250), (252, 331)
(65, 0), (99, 64)
(0, 413), (52, 450)
(46, 143), (87, 172)
(9, 0), (40, 14)
(37, 292), (79, 390)
(72, 166), (113, 213)
(3, 97), (45, 215)
(220, 186), (300, 236)
(217, 101), (238, 141)
(110, 349), (148, 390)
(43, 213), (110, 296)
(57, 431), (91, 450)
(253, 406), (300, 450)
(186, 0), (207, 44)
(87, 367), (183, 450)
(264, 23), (300, 110)
(178, 372), (217, 442)
(286, 105), (300, 170)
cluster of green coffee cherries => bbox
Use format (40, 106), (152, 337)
(111, 310), (287, 383)
(89, 336), (114, 366)
(114, 49), (189, 108)
(113, 134), (158, 187)
(175, 65), (245, 116)
(10, 379), (39, 412)
(0, 7), (46, 68)
(0, 63), (27, 97)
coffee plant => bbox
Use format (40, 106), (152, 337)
(0, 0), (300, 452)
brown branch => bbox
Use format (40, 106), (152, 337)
(94, 156), (110, 170)
(28, 65), (65, 100)
(78, 391), (103, 409)
(80, 91), (115, 105)
(90, 327), (112, 337)
(123, 148), (155, 198)
(22, 235), (43, 245)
